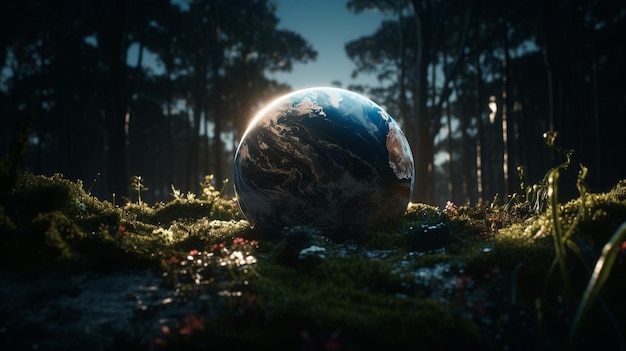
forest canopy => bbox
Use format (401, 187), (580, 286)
(1, 0), (625, 207)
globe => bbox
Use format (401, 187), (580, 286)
(233, 87), (414, 237)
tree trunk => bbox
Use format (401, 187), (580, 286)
(211, 3), (224, 185)
(410, 0), (433, 204)
(186, 102), (202, 191)
(92, 0), (129, 200)
(501, 24), (510, 200)
(446, 99), (453, 201)
(473, 39), (484, 203)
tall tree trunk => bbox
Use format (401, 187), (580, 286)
(211, 3), (224, 185)
(445, 99), (453, 201)
(501, 25), (510, 200)
(186, 102), (202, 191)
(396, 4), (415, 168)
(451, 79), (471, 204)
(459, 96), (471, 204)
(474, 46), (484, 202)
(411, 0), (433, 204)
(92, 0), (129, 200)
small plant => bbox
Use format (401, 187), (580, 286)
(131, 175), (149, 205)
(163, 237), (259, 301)
(170, 184), (196, 202)
(523, 132), (574, 214)
(201, 174), (229, 202)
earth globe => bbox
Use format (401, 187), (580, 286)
(233, 87), (414, 237)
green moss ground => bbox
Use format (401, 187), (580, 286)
(0, 168), (625, 350)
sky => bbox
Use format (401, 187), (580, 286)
(269, 0), (391, 91)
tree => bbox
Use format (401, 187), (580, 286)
(347, 0), (473, 204)
(90, 0), (169, 199)
(143, 0), (316, 193)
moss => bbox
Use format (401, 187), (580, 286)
(1, 211), (86, 270)
(2, 169), (626, 349)
(404, 202), (444, 221)
(7, 173), (76, 224)
(248, 257), (487, 349)
(170, 218), (251, 251)
(608, 179), (626, 201)
(123, 195), (243, 229)
(0, 206), (16, 232)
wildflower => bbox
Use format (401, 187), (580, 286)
(230, 250), (245, 265)
(487, 216), (501, 232)
(189, 249), (199, 256)
(211, 242), (225, 253)
(444, 201), (458, 215)
(178, 315), (204, 336)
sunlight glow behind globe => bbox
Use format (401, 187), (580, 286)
(233, 87), (414, 237)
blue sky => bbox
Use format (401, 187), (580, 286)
(132, 0), (390, 92)
(269, 0), (390, 91)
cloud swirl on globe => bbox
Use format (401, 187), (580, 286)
(233, 87), (414, 237)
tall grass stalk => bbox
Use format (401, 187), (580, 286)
(548, 169), (572, 300)
(567, 221), (626, 348)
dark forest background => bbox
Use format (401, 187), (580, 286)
(1, 0), (625, 208)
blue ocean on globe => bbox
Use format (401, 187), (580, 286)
(233, 87), (414, 236)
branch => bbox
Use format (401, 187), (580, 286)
(430, 5), (473, 134)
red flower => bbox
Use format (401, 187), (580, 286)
(210, 242), (225, 253)
(178, 315), (204, 336)
(189, 249), (199, 256)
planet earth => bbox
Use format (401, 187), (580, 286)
(233, 87), (414, 236)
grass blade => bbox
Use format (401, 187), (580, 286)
(567, 221), (626, 348)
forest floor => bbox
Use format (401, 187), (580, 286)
(1, 154), (626, 350)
